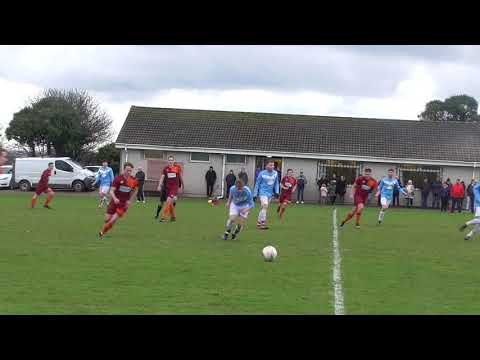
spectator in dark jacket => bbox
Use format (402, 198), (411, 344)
(431, 178), (442, 209)
(135, 167), (146, 203)
(450, 179), (465, 213)
(225, 170), (236, 198)
(254, 167), (261, 184)
(440, 182), (450, 212)
(421, 178), (431, 208)
(392, 176), (402, 207)
(296, 171), (307, 204)
(467, 179), (475, 213)
(238, 167), (248, 186)
(205, 166), (217, 197)
(335, 176), (347, 204)
(328, 179), (337, 205)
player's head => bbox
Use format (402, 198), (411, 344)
(48, 162), (54, 170)
(266, 161), (274, 171)
(102, 161), (108, 168)
(0, 147), (7, 166)
(387, 168), (395, 177)
(167, 155), (175, 167)
(363, 168), (372, 179)
(235, 179), (245, 191)
(123, 162), (134, 177)
(287, 169), (293, 177)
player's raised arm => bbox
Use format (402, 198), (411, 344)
(109, 167), (114, 185)
(396, 179), (408, 196)
(274, 173), (280, 195)
(376, 179), (384, 197)
(253, 172), (262, 198)
(157, 172), (165, 191)
(226, 186), (233, 208)
(247, 187), (255, 208)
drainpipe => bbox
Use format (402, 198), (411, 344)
(218, 154), (226, 199)
(124, 146), (128, 164)
(474, 162), (477, 180)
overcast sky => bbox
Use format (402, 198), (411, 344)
(1, 45), (479, 139)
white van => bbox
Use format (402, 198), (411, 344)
(14, 157), (96, 192)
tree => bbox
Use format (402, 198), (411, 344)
(6, 88), (113, 159)
(96, 143), (120, 175)
(419, 94), (479, 122)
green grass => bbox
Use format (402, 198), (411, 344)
(0, 191), (478, 314)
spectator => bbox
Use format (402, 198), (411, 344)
(450, 179), (465, 213)
(440, 182), (450, 213)
(254, 167), (261, 184)
(328, 179), (337, 205)
(225, 170), (236, 199)
(461, 181), (467, 210)
(467, 179), (476, 214)
(238, 167), (248, 186)
(317, 176), (327, 203)
(205, 166), (217, 198)
(431, 177), (442, 209)
(392, 175), (402, 207)
(405, 180), (415, 208)
(274, 163), (282, 182)
(320, 183), (328, 205)
(296, 171), (307, 204)
(135, 166), (146, 203)
(421, 178), (431, 208)
(335, 175), (347, 204)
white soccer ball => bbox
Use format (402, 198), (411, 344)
(262, 246), (278, 262)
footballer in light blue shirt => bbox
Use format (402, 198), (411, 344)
(375, 168), (407, 224)
(460, 180), (480, 240)
(95, 161), (115, 208)
(253, 160), (280, 229)
(223, 179), (255, 241)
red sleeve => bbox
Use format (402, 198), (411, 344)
(163, 167), (168, 177)
(112, 176), (120, 189)
(355, 177), (362, 186)
(177, 169), (183, 188)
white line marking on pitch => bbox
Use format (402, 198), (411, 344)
(332, 208), (345, 315)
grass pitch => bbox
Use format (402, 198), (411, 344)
(0, 192), (478, 314)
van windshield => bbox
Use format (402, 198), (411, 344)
(68, 160), (84, 170)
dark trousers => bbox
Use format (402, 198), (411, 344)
(297, 187), (305, 202)
(469, 195), (475, 213)
(226, 183), (234, 198)
(137, 181), (145, 201)
(432, 193), (440, 209)
(440, 198), (448, 212)
(206, 182), (214, 197)
(451, 198), (463, 213)
(336, 193), (345, 204)
(406, 198), (413, 207)
(421, 192), (429, 208)
(330, 195), (336, 205)
(392, 192), (400, 207)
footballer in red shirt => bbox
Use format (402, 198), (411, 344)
(340, 168), (377, 229)
(98, 162), (138, 238)
(277, 169), (297, 221)
(157, 155), (183, 222)
(31, 162), (55, 209)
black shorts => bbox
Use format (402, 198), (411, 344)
(160, 189), (167, 203)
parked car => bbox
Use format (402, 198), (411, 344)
(14, 157), (96, 192)
(0, 165), (13, 189)
(85, 165), (102, 173)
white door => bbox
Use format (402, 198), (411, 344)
(54, 160), (74, 188)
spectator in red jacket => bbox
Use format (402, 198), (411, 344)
(450, 179), (465, 213)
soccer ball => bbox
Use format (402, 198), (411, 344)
(262, 246), (278, 262)
(208, 198), (219, 206)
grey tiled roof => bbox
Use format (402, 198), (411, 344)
(116, 106), (480, 163)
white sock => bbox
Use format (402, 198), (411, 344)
(466, 217), (480, 226)
(226, 219), (233, 232)
(378, 210), (385, 222)
(258, 208), (267, 223)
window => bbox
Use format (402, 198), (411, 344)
(317, 160), (359, 184)
(226, 154), (246, 164)
(55, 160), (73, 172)
(190, 152), (210, 162)
(399, 164), (442, 188)
(144, 150), (164, 159)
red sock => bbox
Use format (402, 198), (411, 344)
(162, 202), (171, 219)
(45, 194), (54, 206)
(101, 222), (113, 235)
(355, 212), (362, 226)
(343, 212), (354, 224)
(31, 197), (37, 208)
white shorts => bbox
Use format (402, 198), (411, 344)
(99, 185), (110, 195)
(229, 203), (251, 219)
(260, 196), (271, 207)
(381, 197), (391, 207)
(475, 206), (480, 217)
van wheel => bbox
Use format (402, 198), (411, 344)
(19, 180), (31, 192)
(73, 181), (85, 192)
